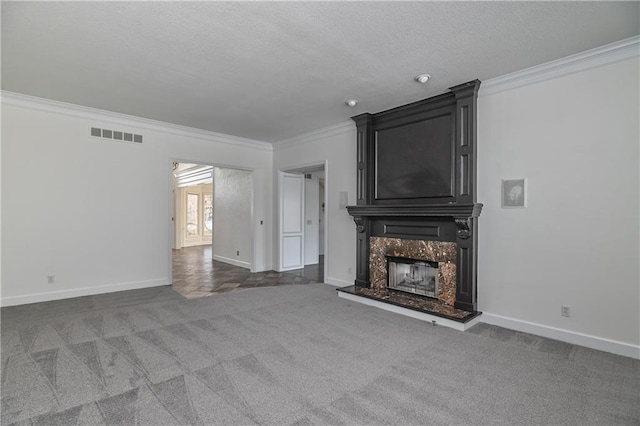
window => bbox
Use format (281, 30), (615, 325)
(186, 193), (199, 236)
(204, 194), (213, 235)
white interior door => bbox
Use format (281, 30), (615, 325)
(304, 175), (320, 265)
(279, 171), (305, 271)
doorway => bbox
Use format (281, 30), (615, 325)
(278, 162), (327, 282)
(170, 161), (254, 292)
(172, 163), (213, 250)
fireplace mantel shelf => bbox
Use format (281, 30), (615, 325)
(346, 203), (483, 218)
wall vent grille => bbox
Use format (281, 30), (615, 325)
(90, 127), (143, 144)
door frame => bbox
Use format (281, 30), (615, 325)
(278, 171), (306, 271)
(278, 160), (328, 281)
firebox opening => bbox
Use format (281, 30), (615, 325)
(387, 256), (439, 299)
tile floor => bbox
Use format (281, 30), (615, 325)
(172, 245), (324, 299)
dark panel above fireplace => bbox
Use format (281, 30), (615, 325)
(353, 81), (480, 206)
(375, 112), (454, 200)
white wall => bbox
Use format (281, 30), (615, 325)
(0, 96), (273, 305)
(273, 124), (357, 286)
(304, 173), (320, 265)
(212, 167), (253, 269)
(477, 56), (639, 349)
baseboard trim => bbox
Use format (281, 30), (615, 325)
(213, 255), (251, 270)
(325, 277), (352, 287)
(337, 290), (482, 331)
(0, 279), (169, 307)
(481, 313), (640, 360)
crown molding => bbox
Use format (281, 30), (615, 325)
(273, 120), (355, 151)
(480, 35), (640, 97)
(0, 91), (273, 152)
(6, 36), (636, 147)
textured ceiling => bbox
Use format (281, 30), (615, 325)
(2, 2), (638, 143)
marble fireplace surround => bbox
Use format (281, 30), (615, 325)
(370, 237), (457, 306)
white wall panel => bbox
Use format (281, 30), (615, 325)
(477, 57), (639, 346)
(282, 175), (303, 233)
(282, 236), (303, 269)
(274, 124), (356, 286)
(213, 168), (252, 268)
(0, 100), (273, 304)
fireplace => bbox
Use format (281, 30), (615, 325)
(339, 79), (483, 325)
(387, 256), (439, 298)
(371, 237), (457, 306)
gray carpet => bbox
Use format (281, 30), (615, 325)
(1, 284), (638, 425)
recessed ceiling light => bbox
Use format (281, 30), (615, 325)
(345, 99), (358, 107)
(414, 74), (431, 84)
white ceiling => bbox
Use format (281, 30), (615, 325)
(2, 2), (638, 143)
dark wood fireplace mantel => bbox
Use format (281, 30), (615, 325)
(346, 80), (482, 314)
(347, 203), (483, 240)
(347, 203), (483, 218)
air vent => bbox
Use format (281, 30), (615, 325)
(90, 127), (142, 144)
(305, 173), (312, 179)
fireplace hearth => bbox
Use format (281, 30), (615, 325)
(338, 79), (483, 327)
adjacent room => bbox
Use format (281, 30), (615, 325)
(1, 2), (638, 425)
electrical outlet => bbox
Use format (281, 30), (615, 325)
(348, 267), (352, 274)
(561, 305), (571, 317)
(236, 250), (240, 256)
(47, 275), (55, 284)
